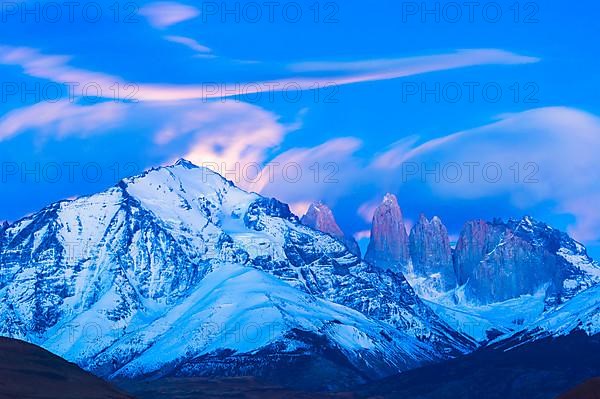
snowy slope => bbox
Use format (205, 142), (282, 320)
(494, 282), (600, 349)
(423, 288), (547, 342)
(0, 159), (473, 384)
(42, 263), (437, 381)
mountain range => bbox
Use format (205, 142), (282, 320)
(0, 159), (599, 396)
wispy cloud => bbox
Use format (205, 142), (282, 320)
(0, 101), (125, 141)
(288, 201), (313, 217)
(357, 200), (379, 223)
(0, 45), (539, 102)
(139, 1), (199, 29)
(0, 45), (122, 92)
(253, 137), (363, 204)
(288, 49), (539, 75)
(135, 49), (539, 101)
(164, 35), (212, 54)
(0, 100), (292, 172)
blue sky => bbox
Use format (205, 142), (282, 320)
(1, 0), (600, 256)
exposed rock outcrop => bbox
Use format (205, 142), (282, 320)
(409, 214), (457, 292)
(364, 194), (410, 272)
(456, 217), (599, 305)
(454, 220), (505, 286)
(301, 202), (361, 257)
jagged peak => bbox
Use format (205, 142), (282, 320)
(307, 200), (327, 211)
(172, 158), (199, 169)
(382, 193), (399, 206)
(302, 201), (344, 238)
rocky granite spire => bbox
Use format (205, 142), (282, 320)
(301, 202), (361, 257)
(364, 193), (410, 272)
(409, 214), (457, 292)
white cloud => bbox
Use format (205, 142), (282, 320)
(289, 49), (538, 74)
(354, 230), (371, 241)
(288, 201), (312, 217)
(0, 45), (123, 93)
(0, 101), (125, 141)
(0, 45), (539, 103)
(175, 102), (293, 174)
(164, 35), (212, 53)
(139, 2), (199, 28)
(0, 100), (292, 176)
(253, 137), (363, 205)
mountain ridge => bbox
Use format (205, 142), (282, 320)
(0, 159), (473, 390)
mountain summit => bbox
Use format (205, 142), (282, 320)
(364, 194), (410, 272)
(301, 201), (361, 257)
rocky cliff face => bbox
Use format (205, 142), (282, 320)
(454, 220), (506, 286)
(301, 202), (361, 257)
(466, 231), (555, 304)
(456, 216), (599, 306)
(364, 194), (410, 272)
(408, 215), (457, 293)
(362, 198), (598, 306)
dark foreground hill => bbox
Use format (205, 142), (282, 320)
(118, 377), (353, 399)
(355, 332), (600, 399)
(0, 337), (133, 399)
(557, 377), (600, 399)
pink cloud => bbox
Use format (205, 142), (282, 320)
(139, 2), (199, 28)
(164, 35), (212, 53)
(253, 137), (363, 204)
(0, 46), (539, 103)
(0, 101), (125, 141)
(353, 230), (371, 241)
(288, 201), (313, 217)
(290, 49), (538, 74)
(357, 201), (378, 223)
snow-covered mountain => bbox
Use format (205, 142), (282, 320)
(0, 159), (473, 388)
